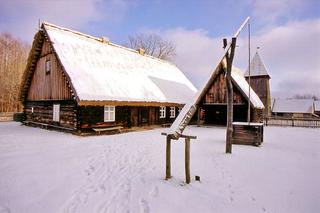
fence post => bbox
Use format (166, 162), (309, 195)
(185, 137), (191, 184)
(166, 135), (172, 180)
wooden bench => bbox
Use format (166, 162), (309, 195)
(161, 123), (171, 128)
(23, 121), (75, 131)
(92, 126), (123, 134)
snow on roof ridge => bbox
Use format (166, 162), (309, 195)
(42, 22), (177, 67)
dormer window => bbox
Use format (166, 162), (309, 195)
(45, 59), (51, 74)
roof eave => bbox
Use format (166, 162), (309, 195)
(78, 100), (185, 107)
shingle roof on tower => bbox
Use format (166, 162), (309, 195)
(244, 52), (270, 77)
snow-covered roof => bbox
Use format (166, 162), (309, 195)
(315, 101), (320, 112)
(231, 67), (264, 109)
(244, 52), (270, 77)
(272, 99), (314, 113)
(43, 23), (197, 104)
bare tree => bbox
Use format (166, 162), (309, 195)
(127, 33), (176, 61)
(293, 94), (319, 100)
(0, 33), (29, 112)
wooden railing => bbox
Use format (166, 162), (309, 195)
(265, 117), (320, 128)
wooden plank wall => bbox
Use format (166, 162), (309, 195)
(232, 124), (263, 146)
(203, 70), (246, 104)
(246, 76), (271, 116)
(27, 40), (72, 100)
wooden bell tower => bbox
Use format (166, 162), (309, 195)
(245, 51), (271, 117)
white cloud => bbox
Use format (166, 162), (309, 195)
(161, 19), (320, 98)
(161, 28), (224, 87)
(251, 0), (305, 28)
(0, 0), (130, 42)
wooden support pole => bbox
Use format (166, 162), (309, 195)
(185, 137), (191, 184)
(225, 37), (237, 154)
(197, 107), (201, 127)
(165, 135), (172, 180)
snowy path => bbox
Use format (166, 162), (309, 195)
(0, 122), (319, 213)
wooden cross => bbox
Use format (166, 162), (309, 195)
(161, 132), (197, 184)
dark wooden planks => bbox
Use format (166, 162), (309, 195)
(232, 122), (263, 146)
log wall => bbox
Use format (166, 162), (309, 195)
(232, 123), (263, 146)
(24, 100), (77, 130)
(78, 106), (179, 131)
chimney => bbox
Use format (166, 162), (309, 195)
(137, 48), (145, 55)
(101, 36), (109, 44)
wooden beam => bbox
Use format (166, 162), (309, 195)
(167, 17), (250, 138)
(225, 37), (237, 154)
(161, 132), (197, 140)
(197, 107), (201, 127)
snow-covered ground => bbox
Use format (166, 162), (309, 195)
(0, 122), (319, 213)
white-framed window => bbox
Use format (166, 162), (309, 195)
(159, 106), (166, 118)
(170, 107), (175, 118)
(45, 59), (51, 74)
(53, 104), (60, 122)
(104, 106), (115, 122)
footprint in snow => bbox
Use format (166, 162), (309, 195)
(0, 206), (10, 213)
(140, 177), (146, 184)
(140, 199), (150, 213)
(149, 186), (159, 198)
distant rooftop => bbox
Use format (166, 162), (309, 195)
(272, 99), (314, 114)
(244, 52), (270, 77)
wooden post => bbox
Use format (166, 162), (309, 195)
(165, 135), (172, 180)
(197, 107), (201, 127)
(225, 37), (237, 154)
(185, 137), (191, 184)
(162, 133), (196, 184)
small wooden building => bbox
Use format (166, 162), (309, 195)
(244, 52), (271, 117)
(271, 99), (317, 118)
(19, 23), (197, 133)
(197, 64), (265, 125)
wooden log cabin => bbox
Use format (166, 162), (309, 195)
(19, 23), (197, 134)
(196, 64), (265, 125)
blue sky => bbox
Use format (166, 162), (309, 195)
(1, 0), (319, 98)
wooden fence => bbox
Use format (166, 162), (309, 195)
(265, 117), (320, 128)
(0, 112), (14, 121)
